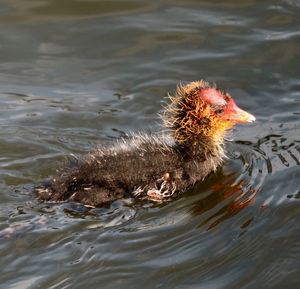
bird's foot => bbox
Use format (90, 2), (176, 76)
(146, 180), (177, 202)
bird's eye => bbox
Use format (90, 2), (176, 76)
(224, 95), (231, 102)
(215, 108), (224, 114)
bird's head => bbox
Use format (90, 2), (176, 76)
(163, 80), (255, 146)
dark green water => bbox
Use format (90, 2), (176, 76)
(0, 1), (299, 288)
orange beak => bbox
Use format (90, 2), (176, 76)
(228, 106), (256, 123)
(225, 99), (256, 124)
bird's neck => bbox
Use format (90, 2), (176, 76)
(177, 134), (226, 162)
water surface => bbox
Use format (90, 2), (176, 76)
(0, 1), (299, 288)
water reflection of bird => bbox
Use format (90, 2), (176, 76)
(35, 80), (255, 207)
(190, 170), (257, 230)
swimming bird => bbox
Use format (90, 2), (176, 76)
(35, 80), (255, 207)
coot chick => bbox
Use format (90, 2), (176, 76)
(35, 80), (255, 207)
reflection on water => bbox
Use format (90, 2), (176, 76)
(0, 0), (300, 288)
(192, 172), (257, 230)
(0, 0), (149, 23)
